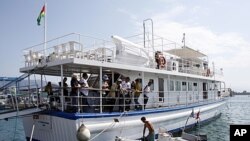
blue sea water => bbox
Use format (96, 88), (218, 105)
(0, 95), (249, 141)
(0, 118), (25, 141)
(188, 95), (250, 141)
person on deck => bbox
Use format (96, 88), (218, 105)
(59, 77), (69, 97)
(102, 75), (110, 97)
(143, 81), (152, 109)
(45, 81), (53, 102)
(134, 79), (142, 110)
(106, 79), (122, 113)
(63, 77), (68, 96)
(124, 77), (131, 111)
(102, 74), (110, 111)
(141, 116), (155, 141)
(70, 74), (79, 112)
(79, 73), (89, 112)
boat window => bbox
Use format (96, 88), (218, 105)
(182, 82), (187, 91)
(175, 81), (181, 91)
(170, 80), (174, 91)
(149, 79), (154, 91)
(209, 83), (213, 91)
(193, 83), (198, 91)
(188, 82), (193, 91)
(214, 84), (218, 90)
(158, 78), (164, 102)
(203, 82), (208, 99)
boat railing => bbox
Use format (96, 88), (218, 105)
(21, 33), (223, 78)
(22, 33), (114, 65)
(0, 84), (222, 114)
(38, 87), (222, 113)
(0, 90), (48, 114)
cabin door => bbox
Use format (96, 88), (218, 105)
(202, 82), (208, 99)
(158, 78), (164, 102)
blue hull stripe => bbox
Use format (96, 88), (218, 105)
(40, 99), (225, 120)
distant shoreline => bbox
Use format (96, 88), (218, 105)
(232, 93), (250, 95)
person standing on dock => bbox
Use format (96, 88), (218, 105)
(141, 116), (155, 141)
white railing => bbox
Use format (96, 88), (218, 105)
(22, 33), (223, 77)
(1, 84), (223, 114)
(39, 87), (222, 113)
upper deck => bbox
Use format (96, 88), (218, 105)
(20, 33), (224, 81)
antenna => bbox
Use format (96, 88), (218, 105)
(143, 18), (154, 51)
(182, 33), (185, 48)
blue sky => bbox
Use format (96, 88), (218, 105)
(1, 0), (250, 92)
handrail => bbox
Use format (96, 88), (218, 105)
(21, 32), (223, 78)
(0, 84), (223, 115)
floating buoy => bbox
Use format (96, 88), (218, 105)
(76, 124), (91, 141)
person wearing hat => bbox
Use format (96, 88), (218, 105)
(106, 78), (122, 113)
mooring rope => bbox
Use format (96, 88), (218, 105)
(89, 111), (126, 141)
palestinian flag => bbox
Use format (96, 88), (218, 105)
(37, 5), (45, 26)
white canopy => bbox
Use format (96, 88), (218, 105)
(165, 46), (206, 59)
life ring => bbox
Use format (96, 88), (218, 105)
(155, 51), (166, 69)
(158, 56), (166, 69)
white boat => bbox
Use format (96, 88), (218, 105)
(0, 94), (7, 110)
(18, 24), (227, 141)
(220, 88), (232, 97)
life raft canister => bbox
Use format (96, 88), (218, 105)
(207, 68), (210, 76)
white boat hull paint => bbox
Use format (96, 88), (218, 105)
(23, 100), (225, 141)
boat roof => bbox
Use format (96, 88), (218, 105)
(165, 46), (207, 59)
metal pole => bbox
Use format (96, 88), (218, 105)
(112, 71), (114, 84)
(182, 33), (185, 48)
(186, 77), (188, 106)
(142, 72), (145, 110)
(100, 66), (103, 113)
(28, 73), (31, 107)
(143, 18), (154, 51)
(41, 74), (43, 105)
(30, 122), (36, 141)
(167, 75), (170, 107)
(44, 2), (47, 56)
(143, 22), (145, 48)
(60, 65), (64, 111)
(14, 83), (19, 111)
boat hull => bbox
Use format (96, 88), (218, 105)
(23, 100), (226, 141)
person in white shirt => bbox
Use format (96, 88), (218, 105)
(143, 81), (152, 109)
(79, 73), (89, 112)
(124, 77), (131, 111)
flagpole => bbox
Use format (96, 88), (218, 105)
(44, 1), (47, 56)
(182, 33), (185, 48)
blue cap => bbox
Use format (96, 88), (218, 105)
(102, 75), (109, 81)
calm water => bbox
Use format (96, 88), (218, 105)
(0, 95), (249, 141)
(188, 95), (250, 141)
